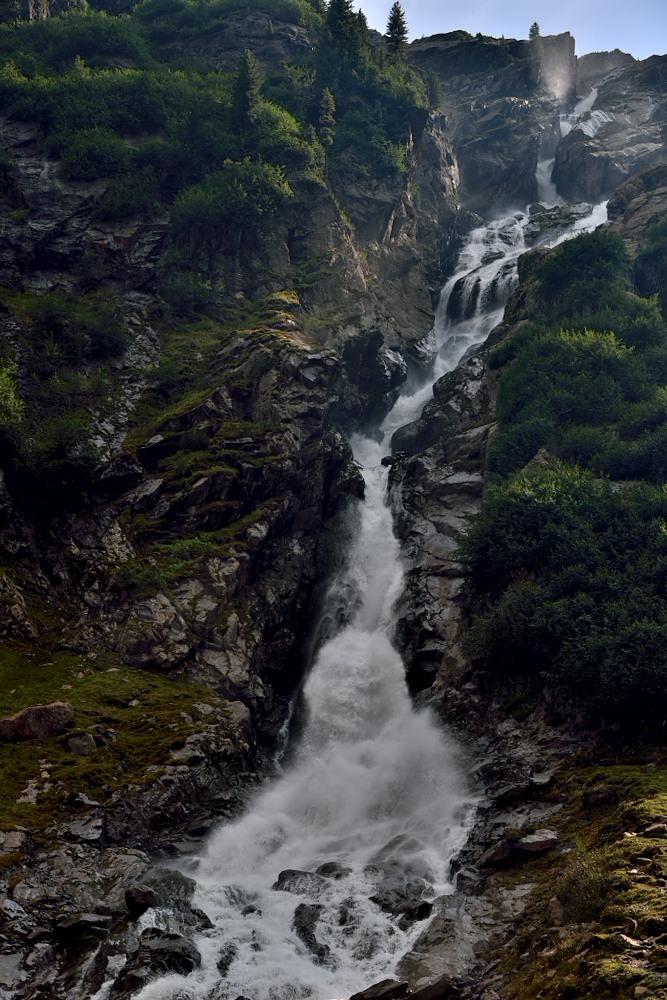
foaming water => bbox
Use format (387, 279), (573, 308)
(124, 452), (477, 1000)
(116, 198), (609, 1000)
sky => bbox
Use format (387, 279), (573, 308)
(356, 0), (666, 61)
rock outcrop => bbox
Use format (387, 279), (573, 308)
(553, 55), (667, 201)
(409, 32), (577, 212)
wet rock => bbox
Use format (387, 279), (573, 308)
(217, 941), (237, 975)
(479, 829), (559, 867)
(349, 978), (411, 1000)
(292, 902), (330, 963)
(124, 885), (158, 919)
(316, 861), (352, 880)
(273, 869), (328, 896)
(367, 860), (433, 923)
(0, 702), (74, 742)
(411, 974), (463, 1000)
(54, 912), (114, 950)
(110, 927), (201, 996)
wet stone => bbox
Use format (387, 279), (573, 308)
(349, 979), (411, 1000)
(316, 861), (353, 880)
(124, 885), (157, 919)
(272, 869), (328, 897)
(292, 902), (330, 963)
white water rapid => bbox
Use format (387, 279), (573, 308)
(115, 194), (608, 1000)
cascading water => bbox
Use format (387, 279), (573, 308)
(115, 193), (609, 1000)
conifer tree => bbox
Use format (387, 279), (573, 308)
(529, 21), (540, 39)
(231, 49), (264, 136)
(386, 1), (408, 58)
(326, 0), (355, 44)
(318, 87), (336, 176)
(318, 88), (336, 149)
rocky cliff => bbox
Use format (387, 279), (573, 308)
(1, 8), (667, 998)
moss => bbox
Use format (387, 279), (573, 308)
(494, 755), (667, 1000)
(0, 644), (234, 838)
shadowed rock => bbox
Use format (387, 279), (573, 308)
(0, 702), (74, 742)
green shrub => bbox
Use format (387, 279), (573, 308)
(58, 126), (132, 180)
(170, 158), (292, 256)
(535, 230), (629, 319)
(0, 360), (23, 429)
(463, 467), (667, 726)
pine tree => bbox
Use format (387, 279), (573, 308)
(529, 21), (540, 39)
(231, 49), (264, 137)
(386, 0), (408, 58)
(326, 0), (355, 44)
(318, 88), (336, 148)
(318, 88), (336, 178)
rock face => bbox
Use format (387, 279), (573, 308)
(553, 55), (667, 201)
(410, 34), (667, 214)
(410, 32), (577, 212)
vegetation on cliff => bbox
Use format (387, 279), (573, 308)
(464, 227), (667, 733)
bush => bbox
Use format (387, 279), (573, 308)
(463, 467), (667, 726)
(170, 158), (292, 256)
(58, 126), (132, 180)
(535, 230), (629, 319)
(0, 360), (23, 429)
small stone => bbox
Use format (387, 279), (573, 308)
(65, 733), (97, 756)
(643, 823), (667, 838)
(550, 896), (565, 926)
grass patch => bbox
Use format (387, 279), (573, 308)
(0, 644), (233, 838)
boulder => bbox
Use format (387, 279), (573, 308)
(0, 702), (74, 742)
(65, 733), (97, 756)
(292, 902), (329, 963)
(349, 979), (411, 1000)
(124, 885), (158, 919)
(479, 829), (559, 867)
(272, 869), (328, 896)
(110, 928), (201, 997)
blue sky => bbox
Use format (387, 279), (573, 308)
(356, 0), (666, 61)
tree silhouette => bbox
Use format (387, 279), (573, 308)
(386, 1), (408, 58)
(529, 21), (540, 39)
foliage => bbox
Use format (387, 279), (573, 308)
(465, 226), (667, 733)
(534, 230), (629, 320)
(231, 48), (263, 135)
(635, 217), (667, 318)
(58, 125), (132, 180)
(0, 360), (23, 429)
(318, 87), (335, 148)
(487, 231), (667, 479)
(169, 158), (292, 259)
(529, 21), (540, 39)
(463, 466), (667, 727)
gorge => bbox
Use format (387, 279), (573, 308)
(0, 7), (667, 1000)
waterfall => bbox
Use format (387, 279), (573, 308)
(111, 196), (609, 1000)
